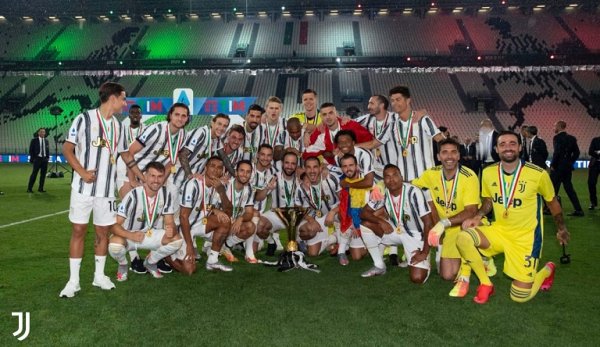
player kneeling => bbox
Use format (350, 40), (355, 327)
(359, 164), (433, 283)
(109, 162), (183, 280)
(170, 156), (234, 274)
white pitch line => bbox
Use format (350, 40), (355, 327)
(0, 210), (69, 229)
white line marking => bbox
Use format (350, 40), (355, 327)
(0, 210), (68, 229)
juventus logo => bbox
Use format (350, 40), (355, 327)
(91, 137), (108, 148)
(12, 312), (30, 341)
(518, 181), (527, 193)
(410, 136), (418, 144)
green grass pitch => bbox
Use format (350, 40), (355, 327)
(1, 163), (599, 345)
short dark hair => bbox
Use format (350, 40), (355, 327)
(247, 104), (265, 114)
(437, 137), (461, 153)
(283, 151), (299, 162)
(258, 143), (273, 153)
(373, 95), (389, 110)
(236, 159), (252, 171)
(212, 113), (230, 124)
(527, 125), (538, 136)
(287, 117), (301, 128)
(439, 126), (448, 133)
(320, 102), (335, 110)
(334, 129), (357, 144)
(383, 164), (401, 175)
(206, 155), (224, 166)
(497, 130), (520, 145)
(302, 89), (317, 97)
(340, 153), (357, 165)
(389, 85), (411, 99)
(99, 82), (125, 104)
(129, 104), (141, 111)
(304, 156), (321, 166)
(166, 102), (191, 126)
(144, 161), (165, 173)
(228, 124), (246, 137)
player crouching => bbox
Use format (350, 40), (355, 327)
(108, 162), (183, 280)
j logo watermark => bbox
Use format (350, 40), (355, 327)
(12, 312), (30, 341)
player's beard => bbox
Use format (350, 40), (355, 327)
(500, 151), (518, 163)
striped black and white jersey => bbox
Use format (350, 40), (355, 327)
(66, 109), (127, 198)
(259, 118), (287, 148)
(241, 123), (262, 162)
(225, 177), (255, 219)
(269, 172), (301, 209)
(117, 186), (173, 232)
(394, 114), (441, 181)
(250, 164), (278, 213)
(334, 147), (374, 178)
(368, 183), (431, 240)
(121, 118), (144, 148)
(296, 173), (341, 217)
(179, 177), (223, 228)
(173, 125), (222, 187)
(355, 112), (401, 170)
(134, 121), (187, 173)
(276, 129), (304, 153)
(221, 144), (245, 173)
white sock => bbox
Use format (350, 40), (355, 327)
(207, 250), (219, 264)
(266, 234), (275, 245)
(226, 235), (244, 248)
(436, 245), (443, 274)
(109, 243), (128, 266)
(273, 232), (284, 248)
(337, 231), (350, 255)
(360, 227), (385, 269)
(128, 250), (140, 260)
(388, 245), (398, 255)
(244, 236), (256, 259)
(68, 258), (82, 284)
(147, 239), (183, 264)
(94, 255), (106, 277)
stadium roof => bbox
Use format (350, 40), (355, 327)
(0, 1), (597, 20)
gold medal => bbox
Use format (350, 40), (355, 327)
(316, 210), (322, 218)
(202, 217), (208, 225)
(146, 228), (153, 237)
(503, 210), (509, 218)
(170, 166), (176, 174)
(110, 155), (116, 165)
(374, 148), (381, 158)
(402, 149), (408, 157)
(395, 226), (402, 234)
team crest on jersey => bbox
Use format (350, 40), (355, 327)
(323, 194), (330, 202)
(410, 136), (418, 144)
(518, 181), (527, 193)
(91, 137), (108, 148)
(153, 150), (170, 157)
(403, 214), (411, 222)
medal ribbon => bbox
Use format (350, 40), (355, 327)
(166, 125), (183, 167)
(308, 182), (322, 211)
(283, 178), (296, 206)
(127, 124), (142, 145)
(266, 122), (280, 147)
(230, 182), (246, 219)
(397, 111), (413, 149)
(498, 160), (523, 215)
(141, 188), (160, 229)
(386, 188), (405, 228)
(374, 113), (389, 137)
(441, 167), (459, 215)
(96, 110), (117, 159)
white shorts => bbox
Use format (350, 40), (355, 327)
(69, 190), (116, 226)
(116, 157), (128, 190)
(381, 224), (430, 271)
(299, 215), (330, 247)
(262, 210), (287, 233)
(125, 228), (165, 251)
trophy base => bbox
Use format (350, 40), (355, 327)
(277, 251), (320, 273)
(286, 240), (298, 252)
